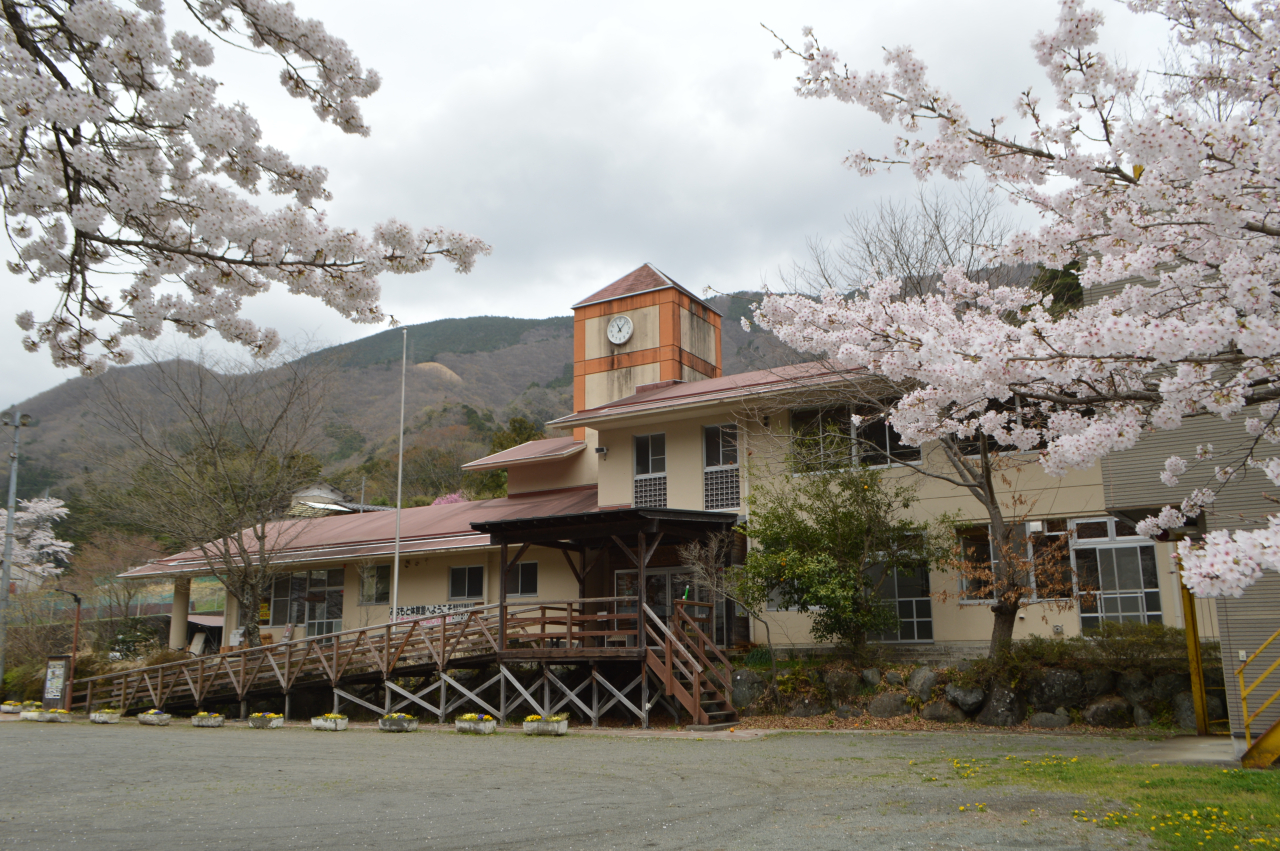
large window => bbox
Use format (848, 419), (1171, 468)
(1072, 517), (1162, 631)
(791, 407), (919, 470)
(505, 562), (538, 597)
(869, 562), (933, 643)
(450, 565), (484, 600)
(954, 517), (1163, 630)
(358, 564), (390, 605)
(267, 569), (344, 637)
(634, 432), (667, 508)
(703, 424), (740, 510)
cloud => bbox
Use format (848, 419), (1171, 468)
(1, 0), (1167, 404)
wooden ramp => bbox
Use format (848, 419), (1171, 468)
(69, 597), (735, 728)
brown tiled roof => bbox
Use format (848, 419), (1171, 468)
(572, 263), (721, 315)
(460, 437), (585, 471)
(549, 361), (855, 427)
(120, 487), (601, 578)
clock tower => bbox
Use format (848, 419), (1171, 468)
(571, 264), (722, 423)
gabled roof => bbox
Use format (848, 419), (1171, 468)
(460, 437), (586, 471)
(572, 263), (721, 315)
(120, 486), (601, 578)
(549, 361), (855, 427)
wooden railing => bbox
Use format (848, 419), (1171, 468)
(501, 597), (641, 651)
(642, 601), (735, 726)
(70, 604), (506, 713)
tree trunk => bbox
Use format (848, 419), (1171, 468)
(234, 582), (263, 648)
(989, 600), (1017, 657)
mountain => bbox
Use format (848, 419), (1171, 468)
(9, 292), (798, 505)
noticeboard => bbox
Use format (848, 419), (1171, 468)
(42, 655), (71, 710)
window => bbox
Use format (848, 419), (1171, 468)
(1071, 517), (1162, 631)
(505, 562), (538, 597)
(868, 562), (933, 643)
(957, 526), (996, 601)
(854, 412), (921, 466)
(703, 424), (740, 510)
(634, 433), (667, 508)
(268, 569), (344, 636)
(450, 565), (484, 600)
(358, 565), (390, 605)
(791, 408), (852, 471)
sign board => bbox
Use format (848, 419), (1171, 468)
(229, 628), (244, 647)
(42, 655), (71, 709)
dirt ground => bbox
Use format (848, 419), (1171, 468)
(0, 718), (1182, 851)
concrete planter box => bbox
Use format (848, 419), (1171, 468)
(378, 716), (419, 733)
(33, 711), (71, 723)
(18, 710), (42, 721)
(248, 715), (284, 729)
(0, 703), (21, 713)
(311, 717), (348, 731)
(191, 715), (225, 728)
(523, 719), (568, 736)
(90, 712), (121, 724)
(137, 712), (171, 726)
(455, 718), (497, 735)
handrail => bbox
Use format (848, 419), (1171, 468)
(674, 604), (732, 692)
(642, 603), (703, 674)
(1236, 624), (1280, 747)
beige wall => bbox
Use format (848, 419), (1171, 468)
(584, 306), (660, 360)
(679, 307), (716, 364)
(584, 363), (660, 410)
(506, 431), (599, 495)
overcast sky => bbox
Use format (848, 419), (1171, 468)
(1, 0), (1166, 406)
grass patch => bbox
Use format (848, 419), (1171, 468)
(959, 753), (1279, 851)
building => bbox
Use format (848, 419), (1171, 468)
(98, 263), (1249, 732)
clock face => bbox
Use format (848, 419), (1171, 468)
(606, 314), (634, 345)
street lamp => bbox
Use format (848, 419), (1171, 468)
(54, 588), (81, 710)
(0, 408), (34, 695)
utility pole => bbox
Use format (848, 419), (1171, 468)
(0, 409), (33, 694)
(56, 588), (81, 710)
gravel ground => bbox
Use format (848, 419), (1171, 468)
(0, 719), (1166, 851)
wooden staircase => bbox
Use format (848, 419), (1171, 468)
(643, 601), (737, 727)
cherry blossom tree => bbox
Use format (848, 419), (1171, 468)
(754, 0), (1280, 599)
(1, 496), (72, 584)
(2, 0), (490, 375)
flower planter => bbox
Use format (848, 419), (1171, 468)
(191, 714), (224, 728)
(523, 719), (569, 736)
(378, 716), (419, 733)
(455, 718), (497, 735)
(90, 712), (121, 724)
(0, 703), (21, 714)
(311, 716), (348, 731)
(248, 715), (283, 729)
(138, 712), (172, 726)
(33, 710), (72, 723)
(18, 710), (42, 721)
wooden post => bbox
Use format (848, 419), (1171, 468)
(1180, 580), (1210, 735)
(499, 541), (508, 653)
(240, 699), (247, 720)
(499, 664), (507, 725)
(284, 692), (291, 721)
(85, 679), (93, 713)
(542, 662), (549, 715)
(641, 666), (649, 729)
(637, 531), (647, 652)
(438, 674), (445, 724)
(592, 662), (599, 729)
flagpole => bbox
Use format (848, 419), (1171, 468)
(391, 329), (407, 625)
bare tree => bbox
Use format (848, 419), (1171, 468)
(757, 187), (1079, 655)
(85, 349), (330, 647)
(677, 531), (781, 708)
(64, 532), (166, 652)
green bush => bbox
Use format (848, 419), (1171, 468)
(743, 646), (773, 668)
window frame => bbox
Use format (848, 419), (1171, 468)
(504, 561), (539, 597)
(703, 424), (739, 470)
(449, 564), (485, 601)
(634, 432), (667, 477)
(357, 564), (391, 606)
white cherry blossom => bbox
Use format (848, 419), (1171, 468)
(2, 1), (489, 373)
(758, 0), (1280, 597)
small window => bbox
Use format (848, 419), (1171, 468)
(449, 565), (484, 600)
(855, 415), (921, 466)
(635, 433), (666, 476)
(505, 562), (538, 596)
(358, 565), (390, 605)
(957, 527), (995, 600)
(704, 424), (738, 468)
